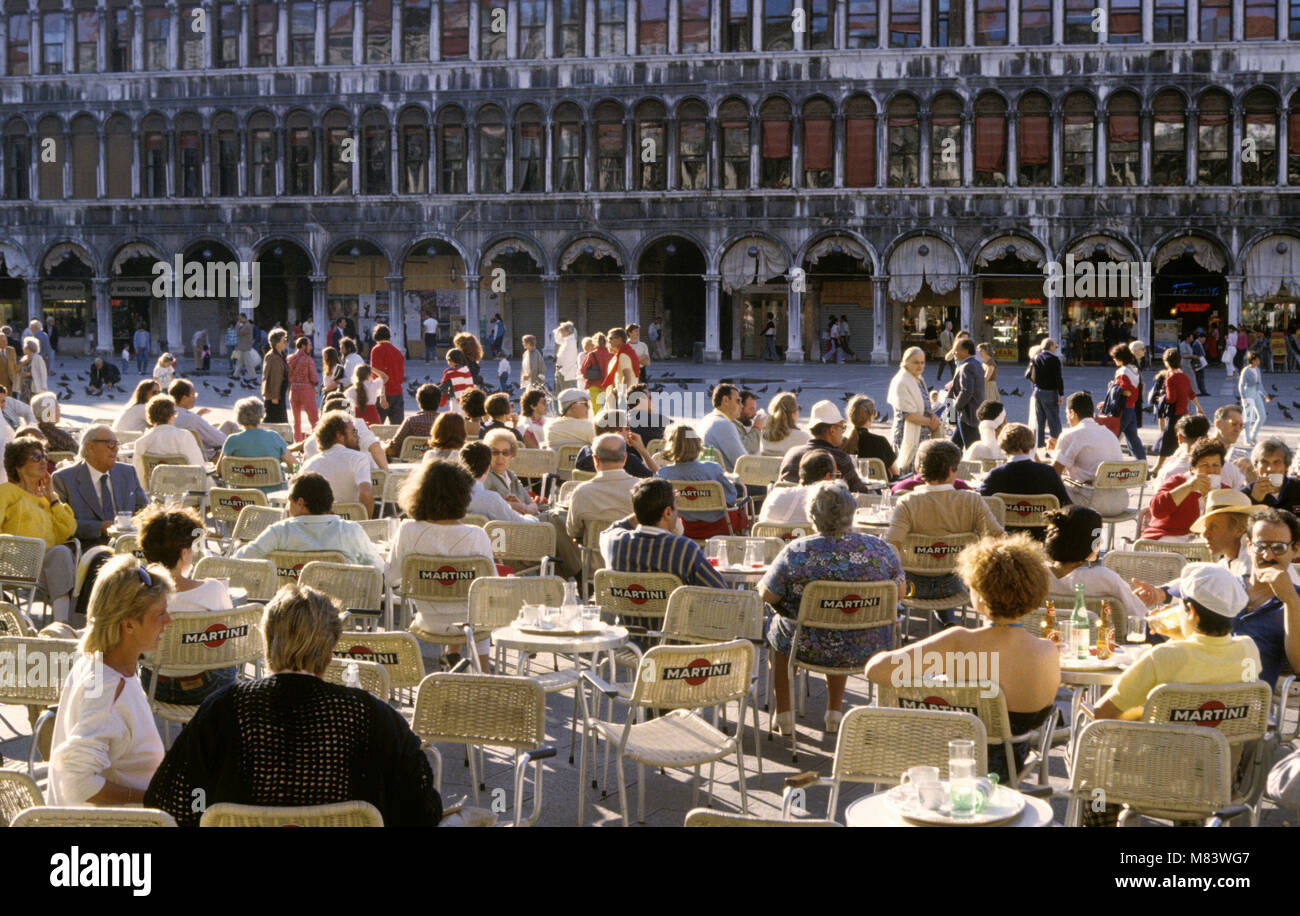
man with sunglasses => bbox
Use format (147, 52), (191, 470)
(53, 424), (148, 549)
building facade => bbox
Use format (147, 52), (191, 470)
(1, 0), (1298, 363)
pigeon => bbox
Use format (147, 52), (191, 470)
(1292, 401), (1300, 410)
(1007, 388), (1023, 397)
(1280, 406), (1294, 422)
(1271, 384), (1279, 393)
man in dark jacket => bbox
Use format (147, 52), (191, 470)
(949, 338), (985, 450)
(978, 422), (1071, 537)
(1026, 337), (1065, 448)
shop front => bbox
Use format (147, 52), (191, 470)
(1242, 235), (1300, 366)
(975, 242), (1049, 363)
(888, 236), (963, 362)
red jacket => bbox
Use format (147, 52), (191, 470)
(1142, 475), (1228, 540)
(287, 349), (319, 388)
(369, 340), (405, 396)
(1162, 368), (1192, 416)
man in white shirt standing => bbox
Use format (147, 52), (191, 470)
(422, 313), (439, 362)
(298, 411), (374, 516)
(1052, 391), (1126, 515)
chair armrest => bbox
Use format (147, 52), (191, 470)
(448, 657), (472, 674)
(521, 746), (557, 764)
(1207, 804), (1251, 827)
(580, 670), (620, 697)
(1018, 784), (1053, 799)
(780, 772), (832, 818)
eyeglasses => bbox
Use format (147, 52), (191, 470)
(1250, 541), (1293, 556)
(25, 451), (46, 464)
(90, 439), (120, 449)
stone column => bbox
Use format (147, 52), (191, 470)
(350, 110), (360, 194)
(750, 0), (760, 49)
(1048, 292), (1061, 343)
(96, 127), (107, 197)
(131, 0), (143, 70)
(704, 273), (721, 362)
(667, 0), (678, 53)
(202, 0), (213, 67)
(543, 118), (554, 192)
(63, 4), (75, 73)
(831, 112), (844, 187)
(1050, 103), (1062, 185)
(1006, 109), (1018, 187)
(352, 0), (363, 62)
(871, 276), (889, 364)
(464, 273), (481, 335)
(277, 0), (288, 64)
(544, 0), (555, 56)
(61, 124), (73, 199)
(1186, 104), (1199, 184)
(964, 0), (974, 45)
(627, 0), (638, 53)
(163, 127), (174, 196)
(311, 274), (328, 352)
(622, 273), (639, 326)
(1230, 105), (1243, 186)
(238, 0), (248, 66)
(1227, 275), (1243, 328)
(389, 120), (399, 193)
(961, 112), (973, 186)
(391, 0), (402, 60)
(315, 0), (326, 63)
(665, 116), (677, 190)
(875, 111), (887, 187)
(1187, 0), (1198, 40)
(130, 119), (141, 197)
(1279, 106), (1290, 186)
(1008, 0), (1019, 43)
(542, 274), (558, 357)
(918, 107), (931, 186)
(167, 0), (180, 68)
(429, 0), (439, 60)
(165, 295), (182, 353)
(0, 12), (8, 75)
(585, 0), (595, 55)
(1095, 104), (1107, 187)
(583, 117), (595, 191)
(1142, 0), (1153, 41)
(468, 0), (479, 58)
(789, 112), (802, 189)
(275, 124), (286, 195)
(748, 114), (759, 189)
(27, 280), (42, 326)
(94, 277), (111, 352)
(386, 275), (405, 350)
(786, 283), (804, 362)
(1232, 0), (1244, 41)
(959, 276), (973, 333)
(1051, 0), (1062, 43)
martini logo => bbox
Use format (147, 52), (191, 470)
(897, 696), (978, 715)
(1105, 468), (1141, 481)
(678, 487), (708, 502)
(1008, 502), (1048, 517)
(181, 622), (249, 648)
(276, 563), (306, 579)
(915, 542), (961, 556)
(1169, 701), (1249, 727)
(662, 658), (732, 685)
(610, 585), (668, 605)
(217, 496), (249, 509)
(820, 594), (880, 613)
(336, 646), (399, 665)
(419, 567), (476, 585)
(232, 464), (268, 478)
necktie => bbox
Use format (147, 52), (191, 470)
(99, 473), (115, 519)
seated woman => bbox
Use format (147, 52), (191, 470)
(30, 392), (80, 455)
(49, 555), (173, 805)
(346, 364), (387, 426)
(113, 379), (161, 433)
(422, 412), (468, 463)
(144, 583), (442, 826)
(1141, 439), (1230, 541)
(866, 534), (1061, 783)
(220, 397), (292, 491)
(760, 392), (811, 457)
(653, 421), (746, 539)
(763, 481), (906, 736)
(482, 428), (538, 517)
(479, 392), (525, 444)
(1042, 505), (1147, 631)
(844, 395), (899, 478)
(387, 459), (495, 670)
(460, 388), (487, 438)
(961, 401), (1006, 464)
(518, 388), (548, 450)
(136, 505), (237, 705)
(0, 437), (77, 621)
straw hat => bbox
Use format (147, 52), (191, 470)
(1189, 489), (1264, 534)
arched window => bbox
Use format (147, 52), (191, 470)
(365, 0), (392, 61)
(248, 111), (275, 196)
(71, 114), (99, 199)
(1019, 0), (1050, 43)
(890, 0), (919, 46)
(640, 0), (668, 53)
(1196, 89), (1231, 185)
(479, 0), (505, 58)
(398, 107), (428, 194)
(1062, 91), (1095, 186)
(362, 108), (389, 194)
(1017, 92), (1050, 186)
(1154, 0), (1186, 41)
(636, 100), (667, 190)
(676, 100), (708, 190)
(759, 97), (791, 188)
(556, 0), (584, 56)
(290, 1), (315, 64)
(141, 113), (166, 198)
(724, 0), (750, 50)
(596, 101), (625, 190)
(930, 93), (962, 187)
(519, 0), (545, 56)
(174, 112), (202, 198)
(211, 112), (238, 196)
(680, 0), (709, 51)
(437, 106), (467, 193)
(932, 0), (963, 46)
(288, 110), (315, 194)
(1289, 92), (1300, 185)
(402, 0), (431, 60)
(477, 106), (506, 192)
(973, 93), (1006, 187)
(441, 0), (468, 57)
(763, 0), (793, 50)
(1200, 0), (1230, 41)
(516, 105), (544, 192)
(597, 0), (626, 54)
(975, 0), (1007, 44)
(324, 109), (352, 194)
(103, 115), (130, 197)
(845, 94), (877, 188)
(1105, 91), (1139, 186)
(178, 3), (204, 67)
(720, 98), (750, 189)
(327, 0), (353, 63)
(1151, 89), (1186, 186)
(1242, 88), (1278, 186)
(554, 103), (584, 192)
(847, 0), (878, 47)
(887, 95), (918, 188)
(802, 98), (833, 188)
(4, 119), (30, 198)
(1108, 0), (1139, 43)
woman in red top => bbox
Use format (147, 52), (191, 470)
(1107, 343), (1145, 460)
(1141, 439), (1227, 540)
(286, 336), (320, 442)
(1153, 348), (1203, 475)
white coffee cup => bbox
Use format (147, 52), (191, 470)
(901, 765), (944, 810)
(519, 604), (542, 626)
(115, 512), (134, 530)
(1207, 473), (1221, 490)
(1269, 473), (1284, 488)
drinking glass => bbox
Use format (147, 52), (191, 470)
(580, 604), (600, 629)
(115, 512), (134, 531)
(744, 539), (765, 569)
(706, 539), (725, 568)
(948, 739), (977, 817)
(1125, 614), (1147, 644)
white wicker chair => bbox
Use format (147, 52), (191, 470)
(0, 771), (43, 826)
(11, 806), (177, 826)
(200, 801), (382, 826)
(0, 636), (78, 775)
(191, 556), (278, 602)
(484, 520), (556, 576)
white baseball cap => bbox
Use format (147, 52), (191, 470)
(802, 400), (846, 430)
(557, 388), (588, 410)
(1179, 562), (1248, 619)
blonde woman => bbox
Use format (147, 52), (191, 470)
(153, 352), (176, 389)
(760, 392), (811, 456)
(844, 395), (899, 478)
(48, 555), (173, 806)
(887, 347), (940, 474)
(977, 342), (1000, 403)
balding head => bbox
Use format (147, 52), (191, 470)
(593, 433), (628, 470)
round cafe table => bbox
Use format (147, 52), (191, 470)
(714, 565), (765, 588)
(490, 624), (629, 660)
(844, 789), (1055, 827)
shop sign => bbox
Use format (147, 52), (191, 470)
(109, 279), (155, 297)
(40, 280), (87, 300)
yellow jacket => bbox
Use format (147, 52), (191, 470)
(0, 482), (76, 547)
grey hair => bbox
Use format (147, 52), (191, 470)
(1252, 437), (1292, 467)
(29, 391), (57, 423)
(234, 396), (265, 428)
(593, 432), (628, 465)
(79, 423), (114, 459)
(806, 480), (855, 534)
(1042, 338), (1058, 351)
(22, 337), (38, 354)
(900, 346), (925, 368)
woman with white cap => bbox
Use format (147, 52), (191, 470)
(887, 346), (940, 475)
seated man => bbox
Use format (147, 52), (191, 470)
(695, 383), (752, 472)
(460, 440), (539, 524)
(1242, 438), (1300, 517)
(1052, 390), (1125, 516)
(132, 394), (207, 489)
(777, 400), (871, 493)
(961, 401), (1007, 463)
(235, 472), (385, 569)
(0, 384), (35, 430)
(298, 395), (388, 470)
(53, 424), (148, 549)
(297, 411), (374, 516)
(169, 378), (229, 461)
(885, 439), (1004, 612)
(600, 477), (727, 590)
(384, 383), (439, 460)
(979, 422), (1072, 525)
(757, 450), (836, 527)
(543, 388), (595, 450)
(573, 408), (657, 478)
(565, 433), (637, 542)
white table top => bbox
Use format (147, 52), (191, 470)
(845, 789), (1054, 827)
(491, 624), (628, 654)
(1057, 643), (1149, 687)
(715, 565), (765, 585)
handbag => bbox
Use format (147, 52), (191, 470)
(583, 356), (602, 382)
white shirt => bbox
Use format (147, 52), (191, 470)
(49, 653), (164, 805)
(299, 444), (372, 505)
(1054, 417), (1124, 484)
(87, 464), (113, 512)
(760, 427), (811, 457)
(302, 417), (379, 465)
(757, 484), (811, 526)
(133, 423), (206, 489)
(423, 317), (438, 335)
(342, 353), (364, 383)
(0, 416), (11, 483)
(113, 402), (150, 433)
(387, 519), (494, 635)
(167, 578), (233, 613)
(346, 379), (385, 414)
(175, 406), (227, 459)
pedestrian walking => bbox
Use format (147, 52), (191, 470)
(261, 329), (290, 424)
(132, 324), (150, 375)
(1025, 337), (1065, 448)
(552, 321), (580, 392)
(422, 313), (439, 362)
(287, 335), (320, 442)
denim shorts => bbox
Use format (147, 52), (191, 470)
(141, 666), (237, 705)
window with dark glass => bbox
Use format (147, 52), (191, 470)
(362, 116), (388, 193)
(1105, 92), (1139, 186)
(252, 2), (276, 65)
(1019, 0), (1050, 43)
(174, 117), (201, 196)
(517, 110), (544, 191)
(1108, 0), (1139, 42)
(763, 0), (793, 49)
(598, 0), (626, 54)
(720, 100), (750, 188)
(678, 101), (708, 189)
(932, 0), (963, 46)
(596, 103), (625, 190)
(1242, 90), (1277, 186)
(930, 94), (962, 186)
(519, 0), (545, 56)
(847, 0), (878, 46)
(1064, 0), (1094, 42)
(1288, 96), (1300, 184)
(973, 94), (1005, 186)
(217, 3), (240, 67)
(400, 114), (427, 193)
(1151, 90), (1186, 185)
(36, 118), (61, 198)
(71, 117), (98, 198)
(1290, 0), (1300, 39)
(636, 102), (667, 190)
(808, 0), (831, 47)
(555, 105), (583, 191)
(1196, 91), (1230, 184)
(75, 11), (98, 72)
(250, 124), (275, 195)
(179, 4), (204, 67)
(7, 14), (29, 76)
(212, 116), (238, 195)
(557, 0), (585, 56)
(291, 2), (315, 63)
(442, 0), (468, 56)
(289, 121), (315, 194)
(365, 0), (392, 61)
(480, 0), (505, 58)
(42, 12), (65, 75)
(144, 6), (168, 69)
(975, 0), (1007, 44)
(1017, 93), (1050, 186)
(802, 99), (833, 188)
(890, 0), (919, 46)
(3, 124), (29, 198)
(760, 99), (791, 188)
(1154, 0), (1186, 40)
(1200, 0), (1230, 41)
(109, 8), (130, 71)
(1245, 0), (1275, 38)
(328, 0), (353, 63)
(403, 0), (431, 59)
(326, 115), (352, 193)
(478, 110), (506, 192)
(142, 127), (166, 197)
(438, 111), (467, 192)
(724, 0), (750, 50)
(845, 95), (876, 187)
(639, 0), (668, 52)
(887, 96), (919, 188)
(1062, 93), (1095, 186)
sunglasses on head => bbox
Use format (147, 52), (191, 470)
(136, 565), (153, 587)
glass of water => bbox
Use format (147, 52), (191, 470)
(948, 739), (977, 817)
(744, 538), (765, 569)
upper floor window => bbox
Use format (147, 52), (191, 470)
(1062, 92), (1095, 186)
(1152, 89), (1186, 185)
(1020, 0), (1050, 43)
(402, 0), (431, 60)
(802, 99), (832, 187)
(328, 0), (354, 64)
(932, 0), (963, 46)
(175, 113), (202, 197)
(477, 107), (506, 192)
(106, 115), (131, 196)
(555, 102), (584, 191)
(724, 0), (750, 50)
(1106, 91), (1140, 186)
(1154, 0), (1187, 40)
(845, 95), (877, 187)
(325, 110), (351, 193)
(516, 106), (545, 191)
(437, 108), (467, 193)
(1287, 92), (1300, 183)
(479, 0), (505, 59)
(289, 111), (316, 193)
(1242, 89), (1278, 185)
(973, 93), (1006, 186)
(887, 95), (919, 188)
(1196, 89), (1231, 184)
(1200, 0), (1231, 41)
(75, 10), (98, 72)
(365, 0), (393, 62)
(846, 0), (878, 47)
(889, 0), (919, 46)
(109, 7), (130, 71)
(442, 0), (468, 57)
(520, 0), (546, 57)
(640, 0), (668, 53)
(759, 97), (791, 188)
(1244, 0), (1276, 38)
(598, 0), (626, 54)
(720, 98), (750, 188)
(1064, 0), (1094, 42)
(974, 0), (1007, 45)
(212, 113), (238, 195)
(1017, 92), (1050, 186)
(398, 109), (427, 193)
(179, 4), (204, 68)
(291, 1), (316, 64)
(636, 100), (667, 189)
(217, 3), (240, 67)
(596, 102), (625, 190)
(252, 2), (276, 66)
(141, 114), (167, 197)
(808, 0), (832, 48)
(6, 15), (29, 77)
(680, 0), (709, 51)
(930, 93), (962, 186)
(1108, 0), (1139, 42)
(144, 5), (168, 69)
(362, 109), (389, 193)
(42, 12), (65, 75)
(763, 0), (794, 50)
(249, 112), (276, 196)
(678, 100), (708, 189)
(4, 120), (29, 198)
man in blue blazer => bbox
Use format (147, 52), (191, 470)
(52, 424), (149, 549)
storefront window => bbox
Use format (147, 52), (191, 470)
(1062, 303), (1136, 364)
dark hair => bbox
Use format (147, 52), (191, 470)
(797, 450), (836, 485)
(631, 477), (675, 526)
(430, 412), (468, 450)
(1188, 438), (1226, 468)
(712, 384), (737, 408)
(352, 364), (373, 412)
(917, 439), (961, 483)
(955, 338), (976, 357)
(1175, 413), (1211, 442)
(341, 337), (357, 356)
(460, 388), (487, 420)
(997, 423), (1036, 454)
(3, 437), (45, 481)
(1044, 505), (1103, 563)
(445, 347), (466, 367)
(290, 472), (334, 515)
(1187, 600), (1234, 637)
(138, 505), (204, 569)
(460, 440), (492, 477)
(485, 391), (512, 420)
(416, 383), (440, 412)
(322, 346), (340, 373)
(521, 388), (547, 418)
(1065, 391), (1094, 417)
(975, 400), (1004, 423)
(373, 324), (390, 342)
(130, 378), (159, 406)
(1110, 343), (1136, 365)
(1163, 348), (1182, 369)
(314, 410), (352, 450)
(739, 389), (757, 406)
(167, 378), (193, 402)
(296, 336), (311, 349)
(1251, 507), (1300, 544)
(401, 458), (474, 522)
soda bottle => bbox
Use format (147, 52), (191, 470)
(1071, 583), (1090, 661)
(1041, 600), (1058, 642)
(1096, 601), (1113, 660)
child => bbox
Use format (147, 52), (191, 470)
(498, 354), (511, 392)
(437, 347), (475, 412)
(199, 342), (211, 372)
(120, 346), (131, 376)
(520, 334), (544, 390)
